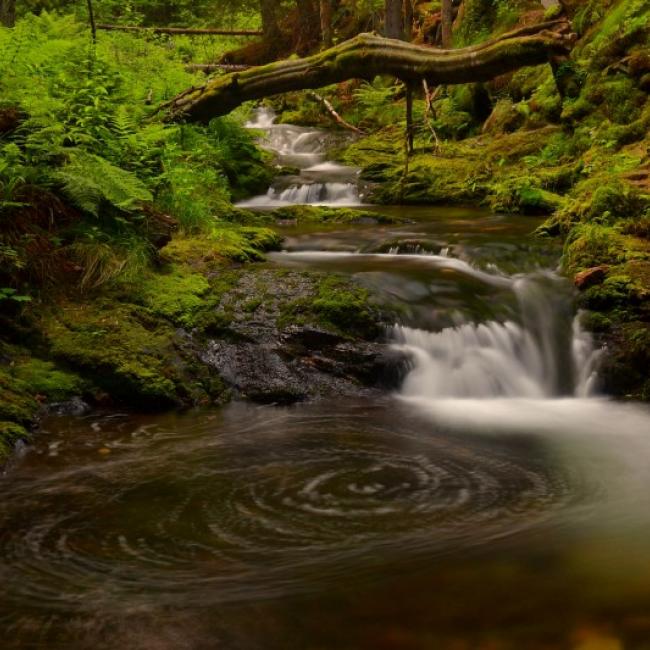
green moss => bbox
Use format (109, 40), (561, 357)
(0, 421), (29, 460)
(544, 4), (564, 20)
(0, 373), (39, 426)
(489, 178), (565, 214)
(482, 99), (525, 135)
(40, 302), (185, 407)
(281, 275), (382, 339)
(12, 358), (86, 402)
(140, 268), (211, 328)
(269, 205), (404, 225)
(0, 343), (86, 437)
(160, 228), (282, 270)
(563, 223), (628, 272)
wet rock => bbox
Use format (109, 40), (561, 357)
(45, 397), (92, 417)
(574, 266), (609, 290)
(198, 269), (405, 404)
(201, 342), (308, 404)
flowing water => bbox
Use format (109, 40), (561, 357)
(237, 107), (364, 207)
(2, 114), (650, 649)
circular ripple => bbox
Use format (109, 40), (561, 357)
(0, 403), (594, 611)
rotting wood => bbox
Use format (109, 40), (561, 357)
(161, 20), (576, 123)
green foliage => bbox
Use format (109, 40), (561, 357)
(0, 287), (32, 303)
(54, 151), (153, 216)
(0, 12), (273, 291)
(352, 78), (405, 129)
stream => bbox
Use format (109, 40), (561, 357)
(2, 111), (650, 649)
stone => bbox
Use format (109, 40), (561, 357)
(574, 266), (609, 290)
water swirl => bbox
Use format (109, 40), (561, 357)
(0, 402), (597, 617)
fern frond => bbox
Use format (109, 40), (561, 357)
(53, 151), (153, 216)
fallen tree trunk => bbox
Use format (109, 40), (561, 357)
(96, 24), (263, 36)
(163, 20), (575, 122)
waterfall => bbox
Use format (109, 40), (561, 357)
(238, 108), (363, 208)
(393, 272), (602, 400)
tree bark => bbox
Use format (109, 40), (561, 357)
(0, 0), (16, 28)
(320, 0), (333, 48)
(441, 0), (454, 48)
(385, 0), (403, 39)
(163, 20), (575, 123)
(260, 0), (280, 41)
(403, 0), (414, 41)
(296, 0), (322, 54)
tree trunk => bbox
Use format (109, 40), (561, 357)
(320, 0), (333, 48)
(163, 20), (575, 122)
(403, 0), (413, 41)
(384, 0), (403, 39)
(0, 0), (16, 28)
(441, 0), (454, 48)
(260, 0), (280, 41)
(296, 0), (321, 54)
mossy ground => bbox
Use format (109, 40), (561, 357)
(0, 341), (87, 459)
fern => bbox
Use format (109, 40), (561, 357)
(53, 151), (153, 216)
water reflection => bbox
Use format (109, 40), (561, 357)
(2, 397), (650, 648)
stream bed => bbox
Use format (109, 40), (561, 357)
(2, 113), (650, 649)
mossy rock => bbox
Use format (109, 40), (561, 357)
(0, 421), (29, 460)
(270, 205), (404, 225)
(489, 178), (565, 214)
(160, 228), (282, 270)
(281, 275), (383, 340)
(39, 302), (197, 408)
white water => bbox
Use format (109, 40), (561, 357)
(238, 108), (363, 207)
(246, 110), (636, 432)
(394, 270), (601, 402)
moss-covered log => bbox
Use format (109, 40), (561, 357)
(165, 20), (575, 122)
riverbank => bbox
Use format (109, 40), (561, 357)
(1, 206), (407, 461)
(2, 0), (649, 462)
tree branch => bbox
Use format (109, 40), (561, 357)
(96, 24), (263, 36)
(162, 21), (575, 123)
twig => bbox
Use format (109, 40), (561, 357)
(405, 82), (414, 156)
(422, 79), (441, 153)
(306, 91), (364, 134)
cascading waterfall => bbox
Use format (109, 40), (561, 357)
(273, 248), (602, 401)
(238, 108), (363, 207)
(393, 271), (602, 401)
(243, 108), (606, 403)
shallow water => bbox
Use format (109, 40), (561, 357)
(2, 395), (650, 649)
(3, 116), (650, 648)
